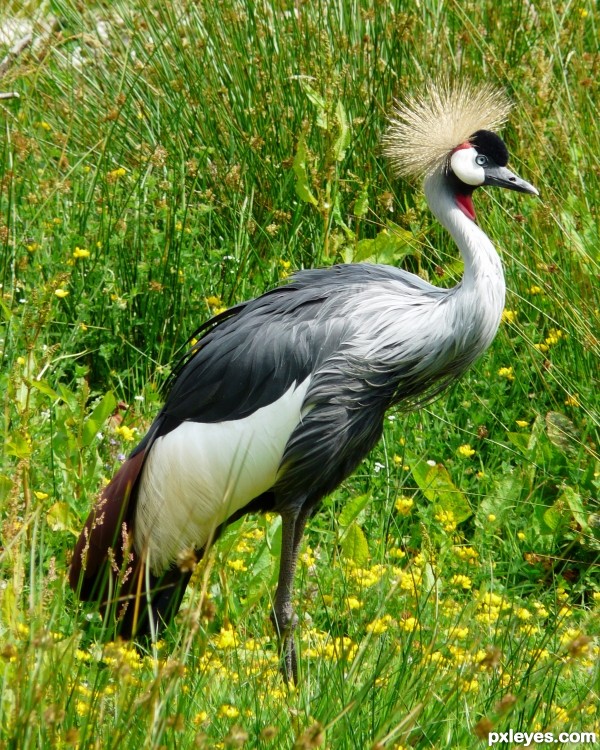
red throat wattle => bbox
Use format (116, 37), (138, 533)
(455, 193), (476, 222)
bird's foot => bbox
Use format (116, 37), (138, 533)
(271, 607), (299, 684)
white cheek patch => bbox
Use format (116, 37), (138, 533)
(450, 147), (485, 186)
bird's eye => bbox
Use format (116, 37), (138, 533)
(475, 155), (488, 166)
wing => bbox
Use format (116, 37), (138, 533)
(158, 263), (441, 426)
(148, 267), (383, 435)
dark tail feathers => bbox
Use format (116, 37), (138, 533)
(69, 449), (190, 640)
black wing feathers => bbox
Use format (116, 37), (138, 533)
(146, 263), (430, 439)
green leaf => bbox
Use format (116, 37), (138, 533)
(477, 471), (524, 527)
(31, 379), (61, 401)
(0, 474), (13, 502)
(561, 485), (589, 531)
(46, 501), (80, 536)
(266, 515), (282, 559)
(338, 493), (370, 529)
(82, 391), (117, 447)
(353, 183), (369, 219)
(293, 136), (318, 206)
(340, 522), (369, 567)
(407, 454), (471, 522)
(506, 431), (530, 455)
(243, 541), (275, 610)
(333, 100), (351, 161)
(545, 411), (580, 458)
(5, 432), (32, 458)
(299, 80), (328, 128)
(353, 226), (416, 264)
(543, 502), (568, 533)
(0, 298), (12, 321)
(1, 581), (18, 632)
(331, 191), (354, 239)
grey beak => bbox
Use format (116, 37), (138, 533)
(484, 164), (538, 196)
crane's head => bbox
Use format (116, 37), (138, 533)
(382, 80), (538, 221)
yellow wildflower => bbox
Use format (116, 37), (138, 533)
(564, 394), (580, 407)
(348, 564), (386, 588)
(487, 513), (497, 522)
(551, 706), (570, 725)
(394, 496), (414, 515)
(452, 546), (478, 562)
(366, 614), (395, 634)
(227, 558), (247, 572)
(516, 419), (529, 427)
(497, 366), (515, 381)
(218, 704), (240, 719)
(54, 288), (69, 298)
(515, 607), (532, 621)
(72, 247), (90, 259)
(545, 328), (564, 346)
(323, 635), (357, 661)
(206, 295), (222, 308)
(34, 491), (49, 500)
(434, 508), (457, 533)
(396, 568), (422, 595)
(398, 616), (418, 632)
(532, 601), (549, 617)
(107, 167), (127, 180)
(451, 626), (469, 639)
(214, 625), (237, 650)
(299, 546), (316, 566)
(115, 424), (136, 442)
(528, 285), (543, 295)
(460, 677), (480, 693)
(479, 592), (509, 610)
(457, 443), (475, 458)
(450, 574), (472, 590)
(428, 651), (448, 666)
(501, 309), (517, 323)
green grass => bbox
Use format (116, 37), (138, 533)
(0, 0), (598, 748)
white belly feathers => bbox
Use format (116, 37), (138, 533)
(134, 378), (311, 574)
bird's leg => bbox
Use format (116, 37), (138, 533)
(271, 506), (310, 683)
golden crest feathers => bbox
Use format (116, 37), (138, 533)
(382, 80), (512, 179)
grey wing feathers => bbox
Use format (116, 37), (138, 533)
(159, 269), (348, 425)
(155, 263), (445, 430)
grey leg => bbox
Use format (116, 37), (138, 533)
(271, 505), (310, 683)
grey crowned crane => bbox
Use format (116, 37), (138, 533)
(69, 81), (537, 681)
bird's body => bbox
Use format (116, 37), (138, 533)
(135, 251), (500, 573)
(69, 81), (537, 680)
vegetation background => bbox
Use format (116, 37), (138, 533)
(0, 0), (598, 748)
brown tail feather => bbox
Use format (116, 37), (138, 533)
(69, 450), (146, 600)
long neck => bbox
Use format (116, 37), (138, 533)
(424, 170), (505, 293)
(423, 169), (506, 351)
